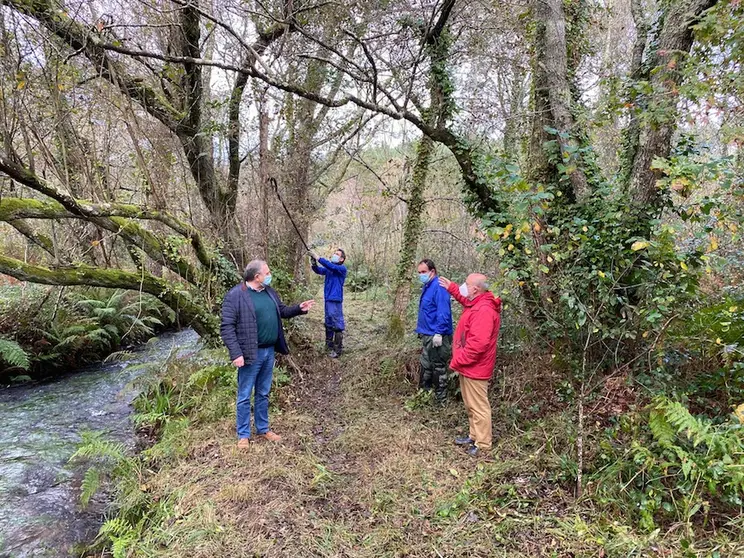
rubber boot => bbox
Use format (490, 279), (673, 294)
(325, 326), (334, 352)
(419, 364), (433, 390)
(331, 331), (343, 358)
(433, 367), (448, 405)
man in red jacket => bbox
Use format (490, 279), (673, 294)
(439, 274), (502, 457)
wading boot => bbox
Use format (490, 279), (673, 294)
(330, 331), (344, 359)
(325, 326), (334, 352)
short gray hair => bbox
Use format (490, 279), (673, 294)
(474, 277), (490, 291)
(243, 259), (266, 281)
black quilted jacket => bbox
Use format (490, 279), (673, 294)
(220, 283), (305, 364)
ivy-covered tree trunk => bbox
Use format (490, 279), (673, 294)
(627, 0), (719, 209)
(386, 0), (457, 339)
(388, 135), (435, 338)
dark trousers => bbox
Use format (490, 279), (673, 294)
(325, 326), (344, 354)
(419, 334), (452, 402)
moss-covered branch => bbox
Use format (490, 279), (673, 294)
(0, 153), (240, 288)
(0, 254), (219, 338)
(6, 219), (57, 258)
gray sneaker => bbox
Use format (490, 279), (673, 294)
(454, 436), (474, 446)
(466, 445), (480, 457)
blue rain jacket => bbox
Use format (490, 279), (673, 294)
(311, 258), (347, 302)
(415, 276), (453, 336)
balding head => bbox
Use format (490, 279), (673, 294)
(464, 273), (489, 299)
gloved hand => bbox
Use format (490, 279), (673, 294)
(432, 334), (443, 347)
(309, 255), (317, 265)
(309, 250), (320, 261)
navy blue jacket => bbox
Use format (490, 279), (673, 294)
(220, 283), (306, 364)
(311, 258), (347, 302)
(416, 276), (453, 336)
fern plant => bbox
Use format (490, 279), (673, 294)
(0, 336), (30, 370)
(592, 396), (744, 532)
(68, 431), (130, 508)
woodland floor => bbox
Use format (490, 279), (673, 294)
(121, 291), (744, 558)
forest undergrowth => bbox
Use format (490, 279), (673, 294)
(79, 289), (744, 558)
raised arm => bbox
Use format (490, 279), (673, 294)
(440, 277), (469, 306)
(317, 257), (348, 276)
(311, 260), (328, 275)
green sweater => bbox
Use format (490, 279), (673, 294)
(248, 288), (279, 347)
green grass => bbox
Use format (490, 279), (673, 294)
(91, 290), (744, 558)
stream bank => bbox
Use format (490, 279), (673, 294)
(0, 329), (200, 558)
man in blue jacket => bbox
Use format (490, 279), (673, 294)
(310, 248), (347, 358)
(221, 259), (315, 448)
(416, 258), (453, 403)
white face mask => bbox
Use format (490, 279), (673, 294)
(459, 283), (469, 298)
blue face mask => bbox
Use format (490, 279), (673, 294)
(262, 274), (272, 287)
(418, 273), (431, 284)
(331, 255), (341, 263)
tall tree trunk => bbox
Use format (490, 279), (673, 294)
(387, 0), (456, 338)
(388, 135), (435, 338)
(280, 58), (329, 279)
(627, 0), (718, 209)
(531, 0), (590, 203)
(257, 102), (271, 261)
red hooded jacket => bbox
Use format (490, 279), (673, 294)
(447, 282), (502, 380)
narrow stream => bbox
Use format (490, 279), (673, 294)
(0, 329), (200, 558)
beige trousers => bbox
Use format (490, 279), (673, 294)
(459, 375), (492, 450)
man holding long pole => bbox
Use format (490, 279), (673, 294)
(310, 248), (347, 358)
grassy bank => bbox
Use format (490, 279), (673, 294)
(87, 291), (744, 558)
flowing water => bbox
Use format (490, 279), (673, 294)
(0, 329), (201, 558)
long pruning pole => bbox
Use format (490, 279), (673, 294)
(270, 177), (311, 252)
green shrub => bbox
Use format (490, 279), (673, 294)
(590, 396), (744, 532)
(346, 266), (375, 292)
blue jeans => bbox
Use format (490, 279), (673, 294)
(236, 347), (275, 438)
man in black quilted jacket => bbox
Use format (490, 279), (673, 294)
(220, 260), (314, 448)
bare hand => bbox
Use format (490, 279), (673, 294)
(232, 356), (245, 368)
(300, 299), (315, 312)
(438, 277), (452, 289)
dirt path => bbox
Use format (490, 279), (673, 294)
(143, 292), (561, 557)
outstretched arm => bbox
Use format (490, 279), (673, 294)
(317, 258), (348, 276)
(440, 277), (469, 306)
(274, 290), (315, 319)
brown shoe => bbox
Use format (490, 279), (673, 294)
(259, 431), (282, 442)
(237, 437), (252, 449)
